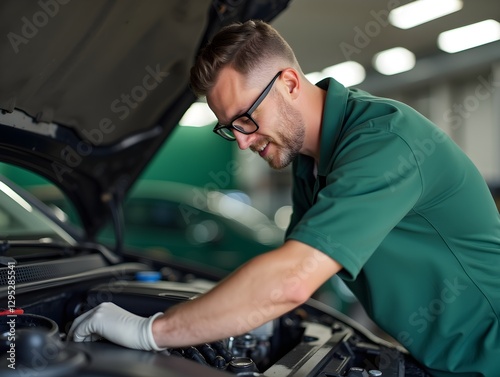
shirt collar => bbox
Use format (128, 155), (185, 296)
(313, 78), (349, 176)
(293, 77), (349, 182)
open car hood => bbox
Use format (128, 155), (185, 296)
(0, 0), (290, 238)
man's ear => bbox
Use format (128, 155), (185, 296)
(280, 68), (300, 99)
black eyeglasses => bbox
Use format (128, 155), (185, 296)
(213, 71), (282, 141)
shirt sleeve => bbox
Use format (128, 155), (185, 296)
(286, 128), (423, 280)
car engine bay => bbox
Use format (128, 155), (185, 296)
(0, 247), (431, 377)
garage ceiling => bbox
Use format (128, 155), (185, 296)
(271, 0), (500, 93)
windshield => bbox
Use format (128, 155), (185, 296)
(0, 179), (75, 244)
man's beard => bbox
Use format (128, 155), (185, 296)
(265, 95), (306, 170)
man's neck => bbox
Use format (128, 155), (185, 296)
(300, 83), (327, 165)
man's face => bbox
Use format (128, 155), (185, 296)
(208, 68), (306, 170)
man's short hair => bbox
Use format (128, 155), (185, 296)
(190, 20), (298, 97)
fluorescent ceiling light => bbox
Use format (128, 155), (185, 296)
(389, 0), (463, 29)
(438, 19), (500, 53)
(179, 101), (217, 127)
(372, 47), (416, 75)
(308, 61), (366, 87)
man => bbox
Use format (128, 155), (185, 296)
(70, 20), (500, 376)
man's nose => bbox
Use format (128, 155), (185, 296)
(233, 132), (255, 150)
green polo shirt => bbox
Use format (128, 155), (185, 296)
(285, 78), (500, 376)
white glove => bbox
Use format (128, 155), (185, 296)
(68, 302), (165, 351)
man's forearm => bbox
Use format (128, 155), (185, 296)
(152, 240), (342, 348)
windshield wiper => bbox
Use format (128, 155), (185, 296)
(0, 239), (120, 264)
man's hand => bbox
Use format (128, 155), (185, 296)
(68, 302), (165, 351)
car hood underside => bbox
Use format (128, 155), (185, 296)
(0, 0), (290, 238)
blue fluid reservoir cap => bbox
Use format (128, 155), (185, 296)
(135, 271), (162, 282)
